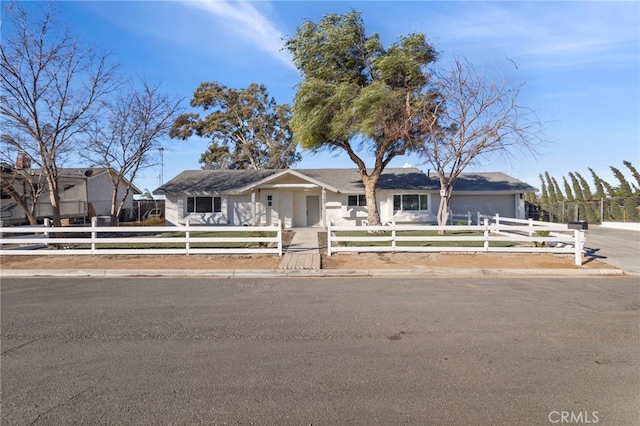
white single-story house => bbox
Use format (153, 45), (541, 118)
(154, 168), (536, 228)
(1, 167), (140, 225)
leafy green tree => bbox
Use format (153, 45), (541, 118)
(170, 82), (300, 170)
(286, 11), (438, 226)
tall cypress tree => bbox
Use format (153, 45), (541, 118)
(588, 168), (606, 199)
(539, 174), (549, 221)
(563, 176), (574, 201)
(576, 172), (592, 199)
(611, 166), (638, 221)
(611, 166), (633, 196)
(622, 160), (640, 194)
(545, 172), (557, 201)
(588, 169), (605, 199)
(552, 177), (564, 201)
(575, 171), (597, 223)
(569, 172), (585, 200)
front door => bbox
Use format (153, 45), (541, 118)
(306, 195), (320, 226)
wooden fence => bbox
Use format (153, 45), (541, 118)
(328, 215), (586, 265)
(0, 218), (282, 256)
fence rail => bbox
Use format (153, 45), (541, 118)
(0, 218), (282, 256)
(328, 215), (585, 265)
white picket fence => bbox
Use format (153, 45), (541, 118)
(328, 214), (586, 265)
(0, 218), (282, 256)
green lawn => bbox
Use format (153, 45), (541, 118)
(333, 230), (517, 248)
(50, 230), (277, 250)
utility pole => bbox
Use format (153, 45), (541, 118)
(158, 147), (164, 186)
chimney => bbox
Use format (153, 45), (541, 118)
(16, 154), (31, 169)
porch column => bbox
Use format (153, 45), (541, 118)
(251, 189), (256, 226)
(321, 188), (327, 227)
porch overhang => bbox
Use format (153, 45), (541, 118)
(236, 169), (339, 194)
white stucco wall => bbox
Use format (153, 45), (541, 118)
(86, 173), (135, 217)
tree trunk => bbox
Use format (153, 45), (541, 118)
(46, 177), (63, 227)
(113, 185), (132, 225)
(436, 185), (452, 234)
(361, 174), (382, 226)
(110, 185), (120, 226)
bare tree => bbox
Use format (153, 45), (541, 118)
(0, 4), (118, 226)
(419, 56), (539, 227)
(83, 80), (182, 224)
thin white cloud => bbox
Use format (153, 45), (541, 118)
(427, 2), (639, 70)
(182, 0), (295, 70)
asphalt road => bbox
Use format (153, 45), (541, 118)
(584, 226), (640, 274)
(2, 276), (638, 425)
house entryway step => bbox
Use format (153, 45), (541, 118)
(279, 252), (321, 270)
(278, 228), (322, 270)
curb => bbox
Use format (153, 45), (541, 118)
(0, 268), (626, 278)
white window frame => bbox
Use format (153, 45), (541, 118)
(186, 196), (222, 213)
(393, 194), (429, 211)
(347, 194), (367, 207)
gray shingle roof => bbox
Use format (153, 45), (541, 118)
(154, 169), (279, 195)
(298, 168), (435, 192)
(448, 172), (537, 192)
(154, 168), (536, 195)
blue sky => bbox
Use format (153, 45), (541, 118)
(29, 1), (640, 193)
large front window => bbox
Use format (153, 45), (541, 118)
(393, 194), (428, 211)
(347, 194), (367, 207)
(187, 196), (221, 213)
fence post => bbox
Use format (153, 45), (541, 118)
(467, 211), (471, 226)
(91, 216), (97, 254)
(574, 229), (583, 266)
(43, 218), (51, 247)
(185, 219), (190, 256)
(327, 221), (332, 256)
(391, 221), (396, 252)
(528, 218), (534, 237)
(277, 220), (282, 256)
(483, 218), (489, 252)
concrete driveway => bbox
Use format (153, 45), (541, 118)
(584, 226), (640, 274)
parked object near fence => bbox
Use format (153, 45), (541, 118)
(328, 214), (586, 265)
(0, 219), (282, 256)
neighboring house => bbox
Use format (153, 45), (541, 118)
(0, 167), (140, 225)
(154, 168), (536, 228)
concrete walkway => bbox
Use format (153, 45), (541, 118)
(278, 228), (321, 270)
